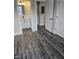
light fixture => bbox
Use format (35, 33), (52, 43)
(17, 1), (26, 5)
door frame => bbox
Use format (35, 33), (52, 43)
(37, 1), (47, 27)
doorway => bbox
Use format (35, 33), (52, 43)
(37, 1), (46, 29)
(17, 0), (31, 31)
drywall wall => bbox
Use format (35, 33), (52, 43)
(45, 0), (54, 32)
(30, 0), (38, 31)
(14, 0), (22, 35)
(45, 0), (64, 38)
(53, 0), (64, 38)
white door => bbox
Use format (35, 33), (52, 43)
(45, 0), (54, 32)
(39, 2), (46, 26)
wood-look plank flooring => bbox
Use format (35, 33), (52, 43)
(14, 28), (64, 59)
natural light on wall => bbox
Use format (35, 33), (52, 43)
(17, 0), (31, 17)
(17, 0), (26, 5)
(25, 0), (31, 17)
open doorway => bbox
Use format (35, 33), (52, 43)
(17, 0), (31, 32)
(37, 1), (47, 30)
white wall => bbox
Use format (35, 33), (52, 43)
(30, 0), (38, 31)
(53, 0), (64, 38)
(45, 0), (64, 38)
(14, 0), (22, 35)
(45, 0), (54, 32)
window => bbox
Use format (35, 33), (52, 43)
(41, 6), (45, 14)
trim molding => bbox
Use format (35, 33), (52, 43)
(45, 29), (64, 39)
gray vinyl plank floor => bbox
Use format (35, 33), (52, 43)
(14, 29), (64, 59)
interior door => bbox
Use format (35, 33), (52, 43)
(45, 0), (54, 32)
(39, 2), (46, 26)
